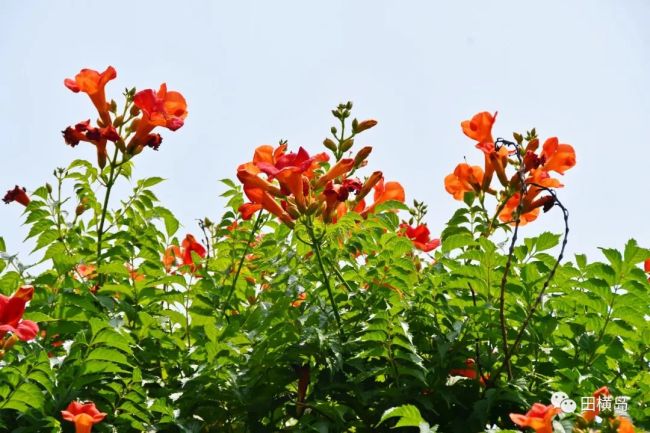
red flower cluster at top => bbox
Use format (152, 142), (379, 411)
(61, 400), (106, 433)
(0, 285), (39, 344)
(236, 142), (405, 227)
(445, 111), (576, 226)
(62, 66), (187, 168)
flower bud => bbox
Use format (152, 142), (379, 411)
(525, 138), (539, 153)
(130, 105), (141, 116)
(113, 115), (124, 127)
(109, 100), (118, 113)
(355, 119), (377, 133)
(356, 171), (383, 203)
(340, 138), (354, 153)
(323, 138), (337, 153)
(353, 146), (373, 167)
(307, 201), (320, 215)
(46, 183), (53, 194)
(285, 202), (301, 219)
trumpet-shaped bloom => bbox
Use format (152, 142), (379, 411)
(498, 169), (562, 226)
(64, 66), (116, 125)
(129, 83), (187, 151)
(613, 416), (636, 433)
(444, 163), (484, 200)
(461, 111), (497, 144)
(0, 285), (39, 341)
(3, 185), (30, 207)
(449, 358), (488, 385)
(509, 403), (559, 433)
(354, 179), (405, 215)
(540, 137), (576, 175)
(61, 401), (107, 433)
(163, 234), (207, 274)
(399, 223), (440, 252)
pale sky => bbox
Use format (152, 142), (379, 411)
(1, 0), (649, 263)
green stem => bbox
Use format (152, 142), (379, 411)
(222, 211), (265, 314)
(96, 146), (121, 283)
(306, 223), (344, 340)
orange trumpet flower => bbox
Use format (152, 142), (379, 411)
(354, 179), (405, 216)
(61, 401), (107, 433)
(540, 137), (576, 175)
(128, 83), (188, 152)
(64, 66), (116, 126)
(444, 163), (484, 200)
(509, 403), (560, 433)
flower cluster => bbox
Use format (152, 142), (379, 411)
(236, 141), (400, 227)
(0, 285), (39, 356)
(445, 111), (576, 226)
(62, 66), (187, 168)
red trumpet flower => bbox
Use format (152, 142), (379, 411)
(0, 285), (39, 342)
(399, 223), (440, 252)
(3, 185), (30, 207)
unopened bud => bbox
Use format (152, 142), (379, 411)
(113, 115), (124, 127)
(356, 171), (383, 202)
(355, 119), (377, 133)
(45, 183), (53, 194)
(330, 126), (337, 135)
(340, 138), (354, 153)
(307, 201), (320, 215)
(109, 100), (118, 113)
(513, 132), (523, 144)
(2, 334), (19, 350)
(204, 217), (213, 227)
(353, 146), (373, 167)
(525, 138), (539, 153)
(285, 203), (301, 219)
(130, 105), (141, 116)
(323, 138), (337, 153)
(75, 203), (86, 216)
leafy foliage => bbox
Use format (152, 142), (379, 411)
(0, 84), (648, 432)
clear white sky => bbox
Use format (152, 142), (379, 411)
(1, 0), (649, 262)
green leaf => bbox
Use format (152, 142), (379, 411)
(155, 207), (179, 237)
(140, 176), (166, 188)
(378, 405), (436, 432)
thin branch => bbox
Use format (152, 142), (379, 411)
(496, 184), (570, 381)
(495, 138), (526, 380)
(221, 211), (265, 315)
